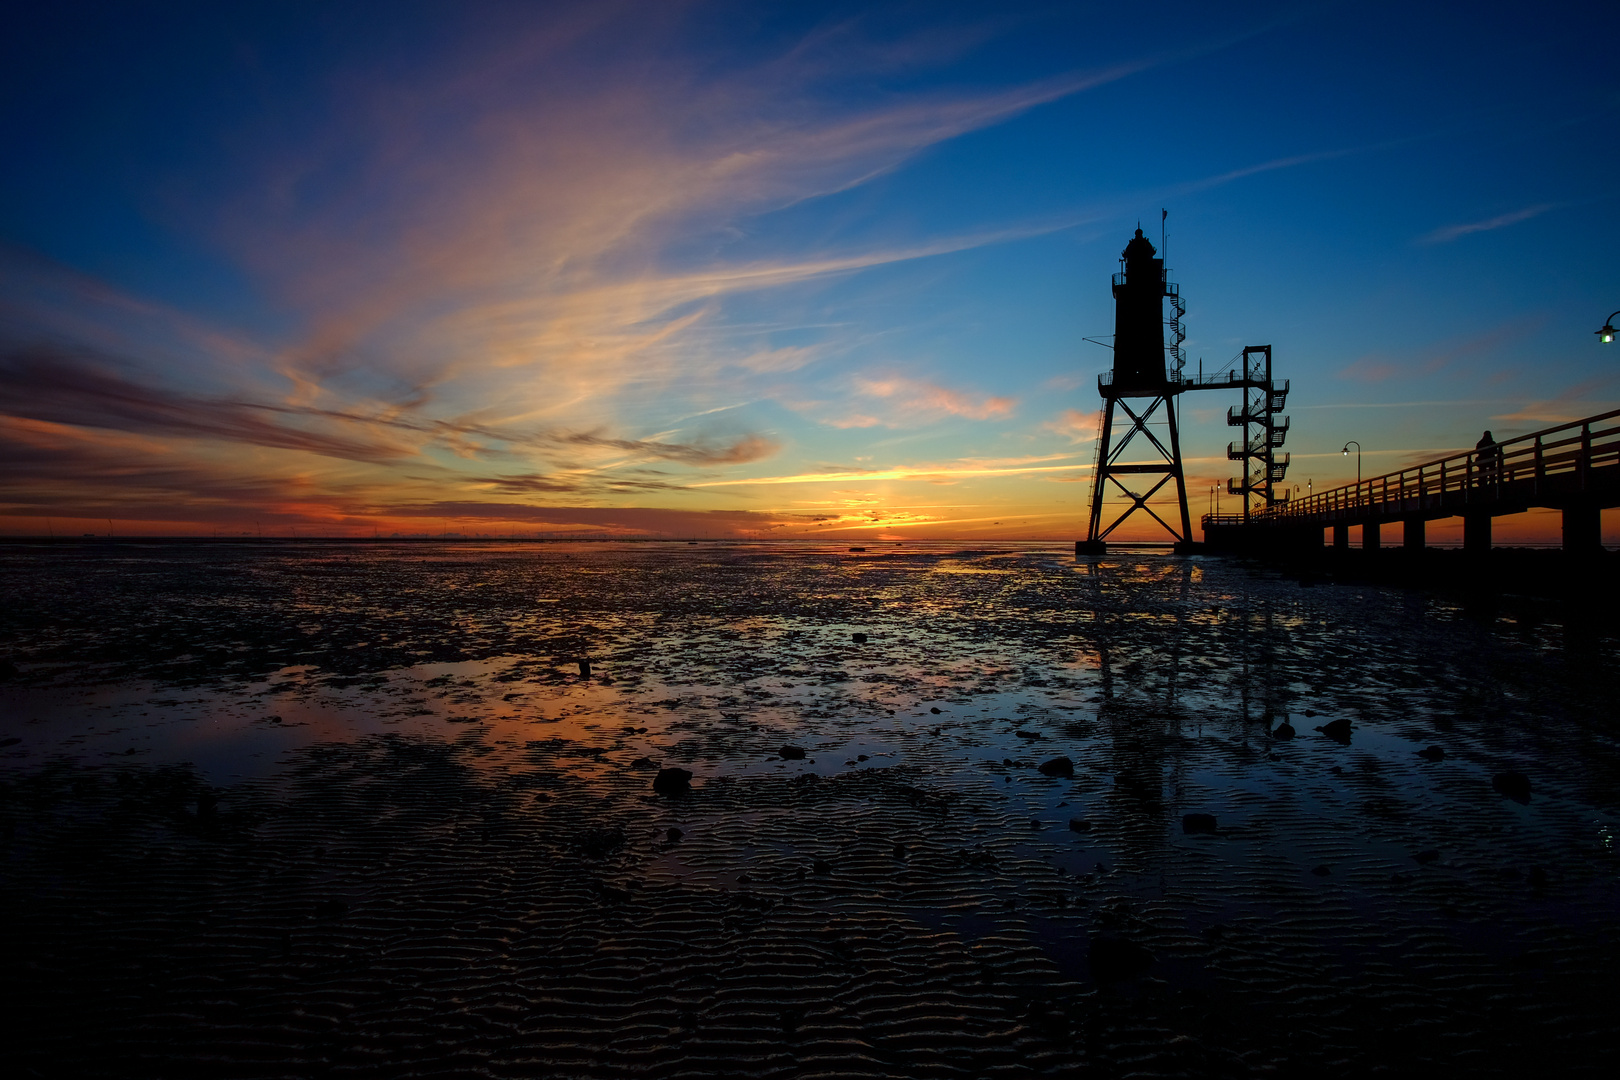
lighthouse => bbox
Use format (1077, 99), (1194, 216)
(1077, 223), (1290, 555)
(1111, 228), (1170, 392)
(1079, 226), (1192, 553)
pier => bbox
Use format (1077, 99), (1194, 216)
(1203, 408), (1620, 554)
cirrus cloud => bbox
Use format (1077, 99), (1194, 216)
(1416, 203), (1556, 245)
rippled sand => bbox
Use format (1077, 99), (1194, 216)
(3, 540), (1618, 1077)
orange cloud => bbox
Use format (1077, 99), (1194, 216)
(1335, 355), (1401, 383)
(693, 455), (1081, 487)
(850, 375), (1016, 423)
(1492, 375), (1619, 425)
(1041, 407), (1099, 443)
(0, 12), (1167, 536)
(823, 413), (883, 429)
(1337, 319), (1539, 383)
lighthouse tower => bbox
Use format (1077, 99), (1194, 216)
(1112, 229), (1170, 392)
(1079, 227), (1193, 552)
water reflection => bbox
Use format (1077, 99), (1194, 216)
(3, 541), (1619, 1074)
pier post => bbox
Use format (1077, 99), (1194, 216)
(1403, 518), (1425, 551)
(1333, 523), (1349, 551)
(1464, 512), (1491, 555)
(1562, 503), (1601, 555)
(1363, 522), (1380, 550)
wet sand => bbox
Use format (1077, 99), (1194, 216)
(3, 541), (1619, 1077)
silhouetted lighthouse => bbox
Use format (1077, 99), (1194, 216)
(1111, 228), (1168, 391)
(1079, 224), (1192, 553)
(1078, 220), (1291, 556)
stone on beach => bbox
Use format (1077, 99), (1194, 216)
(778, 745), (806, 760)
(1316, 718), (1352, 744)
(576, 827), (626, 858)
(1038, 756), (1074, 778)
(1088, 936), (1154, 983)
(1492, 771), (1531, 801)
(1417, 745), (1445, 761)
(1182, 813), (1218, 835)
(653, 767), (693, 796)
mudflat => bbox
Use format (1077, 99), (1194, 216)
(3, 540), (1617, 1077)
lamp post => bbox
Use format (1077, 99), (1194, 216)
(1342, 441), (1361, 485)
(1598, 310), (1619, 344)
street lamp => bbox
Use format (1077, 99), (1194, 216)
(1342, 441), (1361, 485)
(1599, 310), (1619, 344)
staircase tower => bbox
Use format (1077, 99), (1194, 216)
(1225, 345), (1290, 519)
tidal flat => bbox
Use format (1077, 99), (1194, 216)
(2, 540), (1618, 1077)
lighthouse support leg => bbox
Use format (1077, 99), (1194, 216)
(1079, 398), (1117, 555)
(1165, 395), (1195, 551)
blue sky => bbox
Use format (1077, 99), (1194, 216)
(1, 1), (1615, 539)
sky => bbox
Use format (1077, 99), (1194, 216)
(2, 0), (1617, 542)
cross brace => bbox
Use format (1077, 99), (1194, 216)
(1085, 394), (1193, 544)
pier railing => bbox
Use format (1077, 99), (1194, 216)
(1259, 408), (1620, 524)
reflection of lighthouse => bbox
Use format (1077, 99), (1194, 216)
(1079, 227), (1193, 553)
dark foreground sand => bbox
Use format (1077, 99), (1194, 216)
(3, 541), (1618, 1077)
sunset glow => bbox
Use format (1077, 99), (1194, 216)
(2, 3), (1616, 542)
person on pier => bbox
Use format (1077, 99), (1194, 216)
(1475, 430), (1501, 487)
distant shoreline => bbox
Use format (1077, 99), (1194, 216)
(0, 534), (1595, 551)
